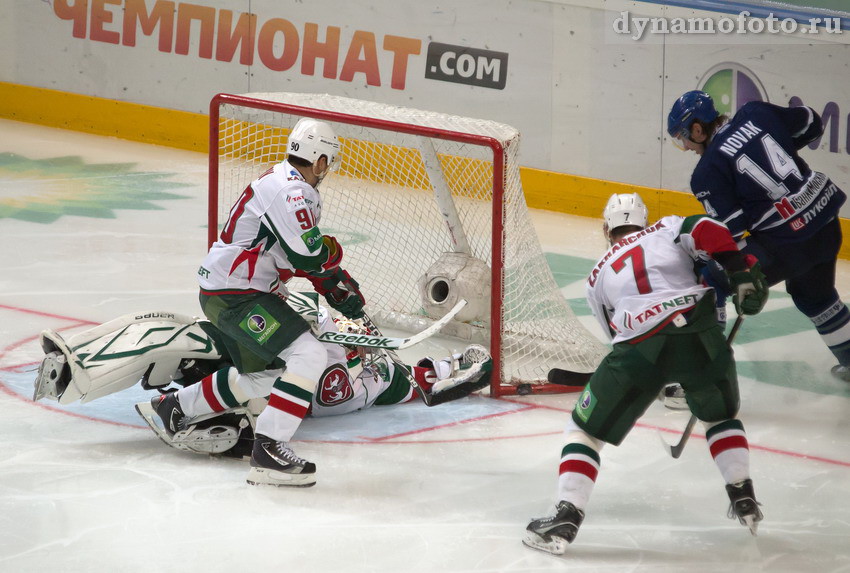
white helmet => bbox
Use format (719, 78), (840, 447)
(603, 193), (648, 233)
(287, 118), (341, 168)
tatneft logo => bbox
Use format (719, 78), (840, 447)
(698, 63), (768, 116)
(425, 42), (508, 90)
(697, 63), (849, 155)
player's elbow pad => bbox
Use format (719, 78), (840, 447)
(792, 108), (823, 149)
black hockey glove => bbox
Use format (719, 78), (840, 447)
(728, 260), (768, 316)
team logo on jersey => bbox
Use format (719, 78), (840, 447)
(287, 169), (305, 182)
(697, 63), (767, 116)
(247, 315), (265, 332)
(574, 388), (597, 422)
(301, 227), (323, 251)
(238, 304), (280, 344)
(317, 364), (355, 406)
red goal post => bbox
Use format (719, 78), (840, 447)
(208, 92), (605, 396)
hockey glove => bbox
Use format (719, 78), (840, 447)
(325, 272), (366, 319)
(728, 259), (768, 316)
(304, 267), (366, 318)
(320, 235), (344, 272)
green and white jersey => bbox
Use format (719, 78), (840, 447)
(198, 160), (328, 295)
(586, 215), (718, 344)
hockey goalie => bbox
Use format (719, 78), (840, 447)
(32, 292), (492, 462)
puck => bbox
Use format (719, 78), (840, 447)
(517, 383), (532, 395)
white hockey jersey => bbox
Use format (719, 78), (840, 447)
(586, 215), (715, 344)
(198, 160), (327, 295)
(309, 307), (410, 417)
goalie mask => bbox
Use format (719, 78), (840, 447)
(603, 193), (648, 244)
(287, 118), (341, 174)
(333, 317), (368, 362)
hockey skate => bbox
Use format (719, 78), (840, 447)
(830, 364), (850, 383)
(246, 434), (317, 487)
(148, 392), (187, 437)
(523, 501), (585, 555)
(726, 479), (763, 536)
(136, 393), (255, 457)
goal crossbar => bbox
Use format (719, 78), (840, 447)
(208, 92), (605, 396)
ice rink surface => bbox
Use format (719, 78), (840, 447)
(1, 119), (849, 573)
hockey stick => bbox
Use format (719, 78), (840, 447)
(661, 314), (745, 459)
(546, 368), (593, 387)
(359, 311), (436, 406)
(317, 299), (467, 350)
(357, 301), (469, 407)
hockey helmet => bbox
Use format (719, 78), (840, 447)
(333, 317), (368, 361)
(334, 317), (366, 336)
(667, 90), (719, 147)
(603, 193), (648, 234)
(287, 118), (341, 169)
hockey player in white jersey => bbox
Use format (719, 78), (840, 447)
(523, 193), (770, 554)
(135, 305), (492, 461)
(32, 293), (492, 462)
(151, 118), (368, 487)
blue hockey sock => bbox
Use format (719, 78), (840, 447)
(809, 299), (850, 365)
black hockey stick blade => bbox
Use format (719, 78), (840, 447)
(547, 368), (593, 387)
(659, 414), (698, 459)
(659, 314), (745, 458)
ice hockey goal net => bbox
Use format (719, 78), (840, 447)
(209, 92), (606, 396)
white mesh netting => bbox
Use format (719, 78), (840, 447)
(212, 92), (607, 389)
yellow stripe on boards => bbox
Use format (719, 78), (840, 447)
(3, 81), (849, 260)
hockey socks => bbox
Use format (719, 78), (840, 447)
(808, 299), (850, 366)
(178, 366), (246, 416)
(556, 443), (601, 510)
(705, 419), (750, 485)
(257, 373), (314, 441)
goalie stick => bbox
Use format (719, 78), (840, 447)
(317, 299), (467, 350)
(660, 314), (745, 459)
(359, 311), (435, 406)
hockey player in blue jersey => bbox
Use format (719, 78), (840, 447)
(667, 90), (850, 381)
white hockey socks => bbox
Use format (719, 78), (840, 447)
(256, 372), (315, 442)
(704, 419), (751, 485)
(178, 366), (245, 416)
(556, 419), (605, 510)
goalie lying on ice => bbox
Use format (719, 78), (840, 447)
(32, 292), (492, 463)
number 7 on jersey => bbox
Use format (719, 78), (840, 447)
(611, 246), (652, 294)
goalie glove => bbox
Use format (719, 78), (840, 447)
(722, 254), (769, 316)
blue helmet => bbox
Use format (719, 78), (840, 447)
(667, 90), (719, 139)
